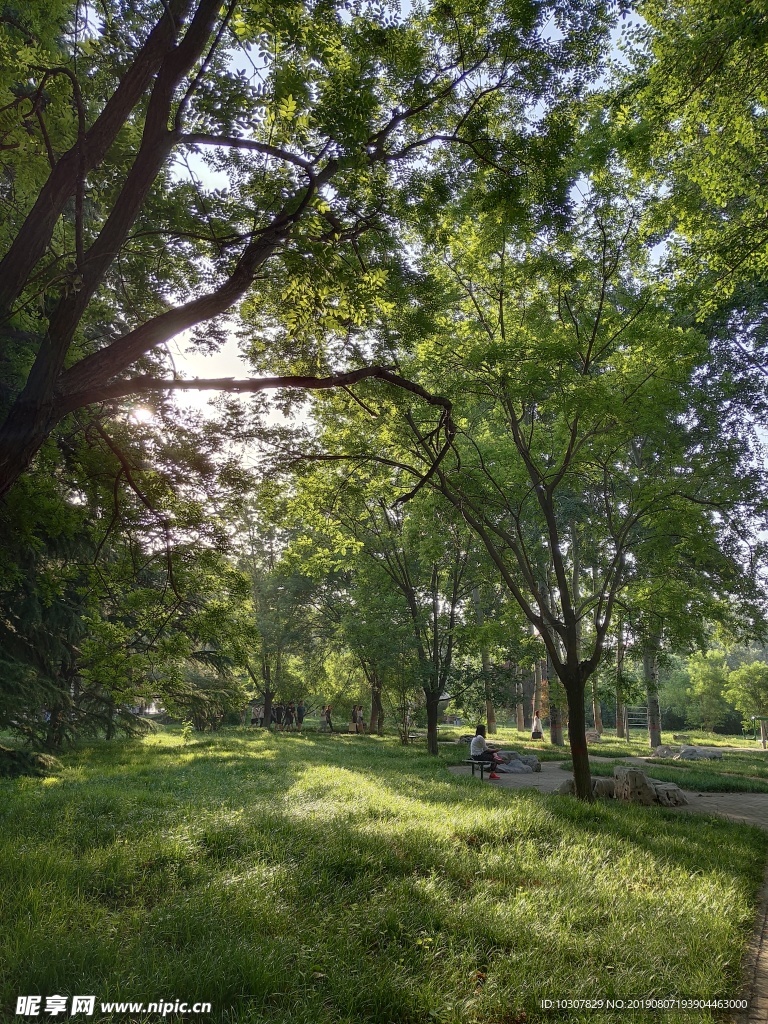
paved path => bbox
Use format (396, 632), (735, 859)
(449, 758), (768, 829)
(448, 758), (768, 1021)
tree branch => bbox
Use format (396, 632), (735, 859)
(0, 0), (194, 317)
(56, 366), (455, 423)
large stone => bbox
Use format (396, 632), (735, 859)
(591, 777), (615, 799)
(585, 729), (602, 743)
(653, 744), (680, 758)
(613, 766), (657, 805)
(498, 761), (533, 774)
(558, 766), (688, 807)
(674, 745), (722, 761)
(651, 782), (689, 807)
(496, 751), (541, 771)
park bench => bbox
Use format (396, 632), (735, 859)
(464, 759), (497, 780)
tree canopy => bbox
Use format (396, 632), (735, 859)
(2, 0), (768, 800)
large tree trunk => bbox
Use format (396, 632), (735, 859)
(564, 674), (592, 801)
(362, 661), (384, 735)
(616, 622), (626, 739)
(426, 690), (440, 756)
(374, 696), (384, 736)
(369, 674), (384, 736)
(643, 637), (662, 749)
(549, 702), (565, 746)
(485, 692), (497, 734)
(546, 654), (565, 746)
(516, 668), (525, 732)
(591, 677), (603, 734)
(472, 588), (496, 733)
(105, 696), (116, 740)
(533, 659), (543, 722)
(45, 706), (66, 751)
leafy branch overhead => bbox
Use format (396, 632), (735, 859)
(0, 0), (613, 497)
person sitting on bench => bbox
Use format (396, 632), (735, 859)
(470, 725), (503, 774)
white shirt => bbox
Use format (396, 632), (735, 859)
(532, 716), (543, 733)
(470, 735), (488, 756)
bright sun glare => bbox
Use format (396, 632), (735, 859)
(130, 407), (154, 424)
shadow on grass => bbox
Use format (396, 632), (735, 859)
(2, 728), (767, 1023)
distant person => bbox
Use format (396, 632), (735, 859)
(352, 704), (363, 734)
(531, 711), (544, 740)
(296, 702), (305, 730)
(324, 705), (334, 732)
(273, 704), (284, 730)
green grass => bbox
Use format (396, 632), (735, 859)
(1, 728), (766, 1024)
(644, 750), (768, 778)
(437, 725), (762, 762)
(567, 758), (768, 793)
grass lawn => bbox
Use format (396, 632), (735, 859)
(568, 752), (768, 794)
(435, 725), (765, 762)
(1, 727), (766, 1023)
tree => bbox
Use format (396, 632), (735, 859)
(236, 495), (317, 728)
(615, 0), (768, 315)
(727, 662), (768, 739)
(0, 0), (619, 499)
(289, 462), (480, 753)
(340, 189), (766, 798)
(0, 384), (256, 747)
(686, 650), (736, 732)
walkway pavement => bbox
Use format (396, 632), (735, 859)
(448, 758), (768, 1021)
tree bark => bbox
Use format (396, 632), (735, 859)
(426, 690), (440, 755)
(485, 696), (497, 734)
(549, 702), (565, 746)
(471, 588), (496, 732)
(564, 673), (592, 801)
(616, 622), (626, 739)
(366, 666), (384, 735)
(516, 668), (525, 732)
(545, 654), (565, 746)
(643, 637), (662, 749)
(591, 677), (603, 734)
(533, 658), (543, 721)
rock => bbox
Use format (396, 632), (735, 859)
(675, 745), (699, 759)
(672, 734), (692, 743)
(653, 744), (680, 758)
(613, 766), (657, 806)
(496, 751), (541, 771)
(559, 767), (688, 808)
(585, 729), (602, 743)
(651, 782), (689, 807)
(674, 745), (722, 761)
(591, 777), (615, 799)
(499, 761), (533, 774)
